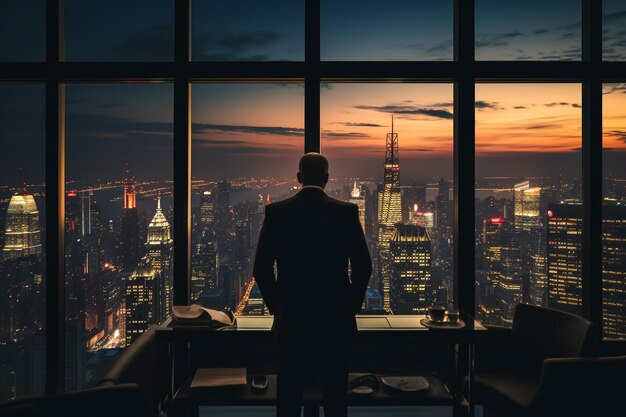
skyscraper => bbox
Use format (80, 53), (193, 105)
(145, 197), (173, 322)
(513, 180), (542, 232)
(125, 256), (158, 346)
(120, 170), (141, 271)
(199, 190), (215, 229)
(495, 221), (523, 326)
(602, 204), (626, 340)
(389, 224), (432, 314)
(547, 203), (582, 315)
(378, 114), (402, 311)
(349, 181), (366, 233)
(528, 226), (548, 307)
(2, 193), (42, 261)
(435, 178), (452, 233)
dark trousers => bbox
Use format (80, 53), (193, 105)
(277, 339), (350, 417)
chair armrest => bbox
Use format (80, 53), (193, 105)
(0, 384), (150, 417)
(532, 356), (626, 416)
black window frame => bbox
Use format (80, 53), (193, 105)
(0, 0), (622, 394)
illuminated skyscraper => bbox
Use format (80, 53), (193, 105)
(547, 203), (582, 315)
(378, 114), (402, 311)
(513, 181), (542, 232)
(125, 256), (158, 346)
(528, 226), (548, 307)
(120, 170), (141, 271)
(602, 204), (626, 340)
(495, 221), (523, 326)
(389, 224), (432, 314)
(199, 190), (215, 229)
(349, 181), (366, 233)
(191, 231), (218, 301)
(146, 197), (173, 322)
(2, 192), (42, 261)
(483, 217), (504, 290)
(435, 178), (452, 232)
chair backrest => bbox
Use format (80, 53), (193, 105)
(533, 356), (626, 416)
(512, 303), (595, 365)
(98, 324), (161, 416)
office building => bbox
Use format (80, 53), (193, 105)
(2, 193), (42, 261)
(389, 224), (432, 314)
(349, 181), (366, 233)
(547, 203), (583, 315)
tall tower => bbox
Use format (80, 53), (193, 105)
(513, 180), (542, 232)
(547, 203), (582, 315)
(378, 114), (402, 311)
(389, 224), (432, 314)
(349, 181), (366, 234)
(120, 168), (141, 271)
(146, 196), (173, 322)
(2, 192), (42, 261)
(199, 190), (215, 229)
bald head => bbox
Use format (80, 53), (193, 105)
(297, 152), (329, 187)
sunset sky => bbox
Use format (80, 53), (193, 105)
(1, 1), (626, 184)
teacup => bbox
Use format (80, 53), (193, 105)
(447, 310), (460, 324)
(427, 305), (446, 322)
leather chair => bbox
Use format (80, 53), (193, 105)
(98, 324), (164, 417)
(0, 384), (150, 417)
(466, 303), (597, 417)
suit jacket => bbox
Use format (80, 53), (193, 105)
(252, 187), (372, 342)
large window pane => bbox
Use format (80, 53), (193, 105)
(602, 82), (626, 341)
(66, 0), (174, 61)
(321, 0), (453, 61)
(64, 83), (173, 390)
(604, 0), (626, 61)
(476, 0), (581, 61)
(191, 83), (303, 314)
(321, 83), (454, 314)
(0, 84), (46, 401)
(475, 84), (582, 326)
(0, 0), (45, 62)
(192, 1), (304, 61)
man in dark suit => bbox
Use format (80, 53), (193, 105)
(253, 152), (372, 417)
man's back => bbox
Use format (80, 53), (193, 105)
(253, 187), (371, 340)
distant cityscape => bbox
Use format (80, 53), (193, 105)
(1, 120), (625, 402)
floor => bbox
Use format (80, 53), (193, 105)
(199, 406), (484, 416)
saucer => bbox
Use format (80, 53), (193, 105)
(420, 318), (465, 329)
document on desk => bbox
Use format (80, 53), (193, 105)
(191, 368), (247, 388)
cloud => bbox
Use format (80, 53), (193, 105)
(527, 124), (561, 130)
(338, 122), (383, 127)
(106, 24), (174, 60)
(533, 28), (548, 35)
(544, 102), (581, 108)
(603, 83), (626, 95)
(475, 100), (498, 110)
(605, 130), (626, 143)
(403, 147), (435, 152)
(475, 32), (523, 48)
(354, 104), (453, 120)
(514, 106), (527, 109)
(195, 139), (249, 145)
(321, 130), (370, 139)
(604, 10), (626, 23)
(193, 123), (303, 136)
(193, 30), (284, 61)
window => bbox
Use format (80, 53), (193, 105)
(0, 84), (46, 402)
(475, 0), (581, 60)
(321, 0), (453, 61)
(321, 83), (454, 313)
(602, 83), (626, 341)
(475, 83), (582, 326)
(0, 0), (623, 397)
(64, 83), (173, 389)
(191, 82), (303, 314)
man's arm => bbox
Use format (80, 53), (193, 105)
(253, 205), (278, 315)
(348, 205), (372, 315)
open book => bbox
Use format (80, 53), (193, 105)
(172, 304), (235, 327)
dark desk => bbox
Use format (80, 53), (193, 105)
(156, 315), (485, 417)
